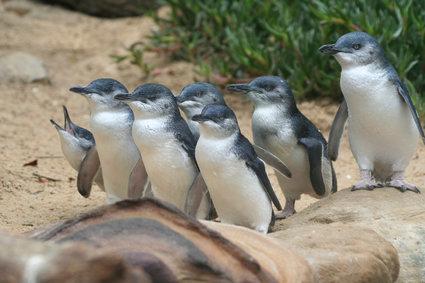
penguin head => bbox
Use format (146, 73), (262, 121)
(192, 104), (239, 138)
(177, 82), (225, 118)
(114, 83), (178, 118)
(50, 105), (94, 150)
(319, 32), (385, 67)
(69, 78), (128, 109)
(227, 76), (294, 106)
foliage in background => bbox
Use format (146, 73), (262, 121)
(111, 42), (153, 78)
(127, 0), (425, 115)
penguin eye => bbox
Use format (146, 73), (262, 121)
(352, 44), (361, 50)
(196, 92), (203, 97)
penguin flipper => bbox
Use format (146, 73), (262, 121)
(331, 162), (337, 193)
(328, 99), (348, 161)
(77, 146), (100, 198)
(128, 157), (149, 199)
(245, 158), (282, 210)
(234, 135), (282, 210)
(144, 181), (153, 197)
(298, 138), (327, 196)
(392, 79), (425, 144)
(184, 173), (215, 219)
(253, 144), (292, 178)
(94, 168), (105, 191)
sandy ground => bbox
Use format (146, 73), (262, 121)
(0, 0), (423, 234)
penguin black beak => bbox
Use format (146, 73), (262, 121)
(226, 84), (253, 93)
(191, 114), (209, 122)
(62, 105), (77, 135)
(50, 119), (63, 131)
(227, 84), (264, 95)
(114, 93), (134, 101)
(319, 44), (340, 55)
(69, 86), (95, 95)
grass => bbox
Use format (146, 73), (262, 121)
(122, 0), (425, 116)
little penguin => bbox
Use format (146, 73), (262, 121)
(177, 82), (292, 179)
(69, 78), (149, 203)
(227, 76), (337, 218)
(192, 104), (282, 233)
(177, 82), (226, 141)
(50, 106), (104, 191)
(320, 31), (424, 192)
(114, 83), (215, 219)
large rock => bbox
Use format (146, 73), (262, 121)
(40, 0), (159, 18)
(271, 225), (399, 283)
(0, 52), (48, 83)
(274, 188), (424, 282)
(30, 198), (398, 282)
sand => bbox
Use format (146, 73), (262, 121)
(0, 0), (423, 234)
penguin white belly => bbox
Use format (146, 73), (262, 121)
(132, 119), (197, 210)
(91, 111), (139, 201)
(252, 109), (313, 199)
(196, 136), (272, 233)
(59, 133), (86, 171)
(341, 66), (418, 178)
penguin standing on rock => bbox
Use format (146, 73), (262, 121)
(50, 106), (104, 191)
(114, 83), (215, 219)
(227, 76), (337, 218)
(69, 78), (149, 203)
(320, 31), (424, 193)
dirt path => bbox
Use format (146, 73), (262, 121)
(0, 0), (423, 234)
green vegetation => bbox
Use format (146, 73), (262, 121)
(128, 0), (425, 115)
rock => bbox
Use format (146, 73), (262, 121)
(0, 52), (48, 83)
(271, 225), (399, 283)
(274, 188), (424, 282)
(40, 0), (159, 18)
(0, 232), (146, 282)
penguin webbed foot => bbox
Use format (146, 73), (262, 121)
(387, 180), (421, 194)
(350, 180), (383, 191)
(275, 199), (296, 219)
(351, 170), (383, 191)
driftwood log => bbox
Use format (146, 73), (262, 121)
(0, 197), (399, 282)
(0, 232), (147, 283)
(31, 199), (313, 282)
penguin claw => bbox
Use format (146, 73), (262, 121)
(350, 180), (382, 191)
(275, 209), (296, 219)
(387, 180), (421, 194)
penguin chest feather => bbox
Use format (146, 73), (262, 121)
(341, 65), (418, 172)
(196, 135), (272, 233)
(132, 118), (197, 209)
(58, 132), (86, 171)
(90, 110), (139, 199)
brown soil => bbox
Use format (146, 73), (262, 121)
(0, 0), (423, 234)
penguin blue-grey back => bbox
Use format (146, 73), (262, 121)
(227, 76), (336, 218)
(114, 83), (215, 219)
(320, 31), (423, 193)
(69, 78), (148, 203)
(50, 106), (104, 191)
